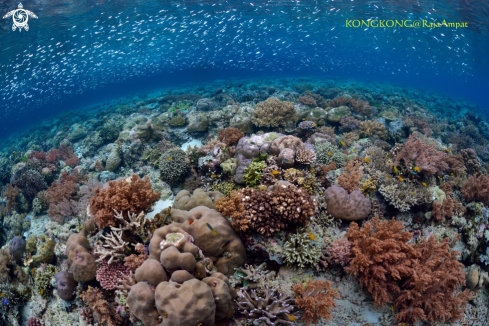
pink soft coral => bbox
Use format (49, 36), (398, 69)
(394, 132), (448, 175)
(326, 237), (352, 267)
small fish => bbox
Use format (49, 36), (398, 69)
(352, 148), (357, 152)
(162, 311), (168, 318)
(413, 167), (420, 172)
(3, 299), (6, 305)
(445, 149), (450, 153)
(0, 293), (5, 297)
(450, 173), (454, 176)
(271, 170), (280, 175)
(222, 240), (231, 249)
(382, 146), (386, 149)
(364, 157), (370, 163)
(7, 212), (10, 216)
(340, 140), (345, 147)
(26, 216), (31, 220)
(390, 305), (394, 312)
(302, 118), (306, 121)
(412, 171), (417, 175)
(422, 182), (427, 187)
(381, 176), (389, 181)
(309, 233), (316, 240)
(167, 157), (173, 161)
(313, 123), (317, 127)
(211, 174), (217, 178)
(430, 151), (434, 155)
(327, 151), (332, 155)
(206, 223), (217, 235)
(31, 268), (35, 274)
(437, 175), (441, 179)
(398, 177), (404, 182)
(394, 166), (398, 174)
(40, 289), (44, 295)
(189, 220), (194, 225)
(250, 141), (256, 145)
(287, 314), (298, 322)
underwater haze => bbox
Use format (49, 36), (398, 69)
(1, 0), (489, 138)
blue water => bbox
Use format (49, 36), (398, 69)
(1, 0), (489, 139)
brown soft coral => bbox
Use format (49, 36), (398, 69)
(432, 182), (464, 222)
(81, 286), (122, 326)
(360, 120), (388, 139)
(46, 172), (79, 223)
(394, 236), (473, 324)
(327, 97), (371, 116)
(345, 216), (418, 307)
(88, 175), (161, 229)
(461, 173), (489, 205)
(337, 159), (364, 193)
(252, 97), (297, 128)
(293, 279), (340, 325)
(218, 127), (245, 145)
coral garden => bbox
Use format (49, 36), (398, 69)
(1, 77), (489, 325)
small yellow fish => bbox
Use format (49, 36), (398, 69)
(0, 293), (5, 297)
(364, 157), (370, 163)
(413, 167), (420, 172)
(437, 176), (441, 179)
(398, 177), (404, 182)
(313, 123), (317, 127)
(390, 305), (394, 311)
(382, 146), (386, 149)
(394, 166), (398, 174)
(340, 140), (345, 147)
(353, 148), (357, 152)
(302, 118), (306, 121)
(167, 157), (173, 161)
(40, 289), (44, 295)
(422, 182), (427, 187)
(445, 149), (450, 153)
(206, 223), (217, 235)
(211, 174), (217, 178)
(271, 170), (280, 175)
(450, 173), (454, 176)
(327, 151), (332, 155)
(162, 311), (168, 318)
(410, 191), (414, 195)
(309, 233), (316, 240)
(287, 314), (298, 322)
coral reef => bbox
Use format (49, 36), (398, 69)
(292, 280), (340, 325)
(252, 97), (297, 127)
(324, 185), (371, 221)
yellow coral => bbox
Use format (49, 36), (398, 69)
(360, 177), (377, 195)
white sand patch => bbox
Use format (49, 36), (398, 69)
(181, 138), (202, 151)
(146, 198), (174, 220)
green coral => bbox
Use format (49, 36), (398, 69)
(211, 182), (239, 197)
(26, 234), (56, 267)
(34, 264), (58, 299)
(243, 161), (265, 188)
(168, 116), (187, 127)
(327, 106), (351, 122)
(159, 147), (189, 186)
(314, 141), (345, 167)
(282, 231), (321, 268)
(220, 158), (238, 175)
(264, 132), (281, 142)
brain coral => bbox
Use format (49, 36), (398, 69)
(324, 185), (371, 221)
(159, 147), (189, 186)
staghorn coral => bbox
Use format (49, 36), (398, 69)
(345, 216), (418, 308)
(218, 127), (245, 145)
(236, 286), (299, 325)
(292, 279), (340, 325)
(394, 236), (473, 324)
(461, 173), (489, 205)
(360, 120), (388, 139)
(295, 149), (316, 164)
(95, 229), (132, 264)
(252, 97), (298, 128)
(283, 231), (321, 268)
(337, 159), (364, 193)
(88, 174), (160, 229)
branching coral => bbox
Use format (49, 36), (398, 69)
(80, 286), (122, 326)
(295, 149), (316, 164)
(394, 236), (473, 324)
(292, 280), (340, 325)
(252, 97), (298, 128)
(345, 216), (418, 307)
(283, 231), (322, 268)
(95, 229), (132, 264)
(236, 286), (300, 325)
(314, 141), (345, 167)
(360, 120), (388, 139)
(88, 174), (161, 229)
(378, 178), (433, 212)
(337, 159), (364, 193)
